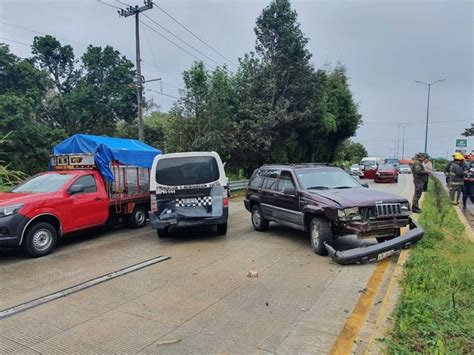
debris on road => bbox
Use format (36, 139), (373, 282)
(247, 269), (258, 278)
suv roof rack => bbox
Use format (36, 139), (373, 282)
(261, 163), (332, 168)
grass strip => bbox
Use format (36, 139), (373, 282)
(388, 177), (474, 354)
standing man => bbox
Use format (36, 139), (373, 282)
(422, 155), (433, 192)
(448, 152), (465, 205)
(411, 153), (429, 213)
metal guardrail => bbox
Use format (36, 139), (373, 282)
(229, 179), (249, 192)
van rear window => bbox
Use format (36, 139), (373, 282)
(156, 156), (220, 186)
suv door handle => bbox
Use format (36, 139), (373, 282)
(95, 197), (102, 201)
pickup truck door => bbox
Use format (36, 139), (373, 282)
(273, 171), (302, 226)
(65, 174), (109, 231)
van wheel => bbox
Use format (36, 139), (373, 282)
(24, 222), (57, 257)
(251, 205), (269, 231)
(130, 205), (147, 228)
(216, 223), (228, 235)
(310, 217), (333, 256)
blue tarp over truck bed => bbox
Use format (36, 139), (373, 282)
(51, 134), (161, 181)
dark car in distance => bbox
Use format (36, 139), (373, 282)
(244, 164), (423, 264)
(374, 164), (399, 183)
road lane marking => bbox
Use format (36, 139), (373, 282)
(330, 258), (391, 355)
(0, 255), (170, 319)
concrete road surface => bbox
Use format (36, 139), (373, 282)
(0, 175), (414, 354)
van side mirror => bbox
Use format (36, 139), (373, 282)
(361, 183), (369, 188)
(69, 185), (84, 195)
(283, 186), (296, 195)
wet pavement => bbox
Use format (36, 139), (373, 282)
(0, 175), (413, 354)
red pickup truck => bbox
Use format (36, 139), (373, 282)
(0, 167), (150, 257)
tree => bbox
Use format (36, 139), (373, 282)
(32, 36), (137, 135)
(334, 140), (368, 163)
(0, 44), (66, 175)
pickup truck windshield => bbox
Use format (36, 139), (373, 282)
(12, 174), (74, 193)
(156, 156), (220, 186)
(297, 169), (361, 190)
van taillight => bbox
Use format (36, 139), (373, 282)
(151, 193), (157, 212)
(223, 197), (229, 207)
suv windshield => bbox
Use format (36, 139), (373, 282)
(361, 160), (377, 166)
(12, 173), (74, 193)
(156, 156), (220, 186)
(297, 169), (361, 190)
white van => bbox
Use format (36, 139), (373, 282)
(149, 152), (229, 237)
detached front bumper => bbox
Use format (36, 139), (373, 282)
(325, 218), (424, 265)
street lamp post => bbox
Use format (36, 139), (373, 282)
(414, 79), (446, 154)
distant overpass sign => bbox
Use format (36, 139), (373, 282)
(456, 139), (468, 149)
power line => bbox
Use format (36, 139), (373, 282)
(97, 0), (123, 10)
(1, 21), (88, 47)
(146, 88), (179, 99)
(0, 37), (31, 47)
(140, 19), (215, 70)
(152, 2), (237, 68)
(362, 119), (472, 126)
(142, 13), (221, 67)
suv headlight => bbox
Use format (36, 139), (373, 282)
(400, 202), (410, 213)
(0, 204), (24, 218)
(338, 207), (361, 220)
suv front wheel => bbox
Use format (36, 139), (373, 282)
(251, 205), (269, 231)
(310, 217), (333, 256)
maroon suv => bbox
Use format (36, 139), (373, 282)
(244, 164), (423, 264)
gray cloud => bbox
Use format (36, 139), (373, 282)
(1, 0), (472, 158)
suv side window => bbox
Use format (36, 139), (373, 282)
(262, 170), (279, 190)
(277, 171), (295, 193)
(249, 169), (265, 188)
(72, 175), (97, 193)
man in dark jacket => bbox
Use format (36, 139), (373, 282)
(448, 152), (465, 205)
(411, 153), (429, 213)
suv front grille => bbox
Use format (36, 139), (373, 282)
(376, 203), (401, 217)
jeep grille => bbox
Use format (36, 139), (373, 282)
(376, 203), (401, 217)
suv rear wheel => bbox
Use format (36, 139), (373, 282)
(310, 217), (333, 256)
(251, 205), (269, 231)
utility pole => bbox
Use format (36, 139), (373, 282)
(119, 0), (153, 142)
(414, 79), (446, 154)
(396, 122), (401, 158)
(401, 126), (406, 159)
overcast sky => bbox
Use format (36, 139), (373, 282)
(1, 0), (472, 158)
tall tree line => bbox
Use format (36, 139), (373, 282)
(1, 0), (362, 178)
(163, 0), (362, 175)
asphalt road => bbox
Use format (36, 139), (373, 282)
(0, 174), (414, 354)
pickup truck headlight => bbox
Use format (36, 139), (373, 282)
(0, 204), (24, 218)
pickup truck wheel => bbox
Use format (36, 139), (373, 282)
(216, 223), (228, 235)
(376, 228), (400, 243)
(130, 205), (147, 228)
(24, 222), (57, 257)
(310, 217), (333, 256)
(251, 205), (269, 231)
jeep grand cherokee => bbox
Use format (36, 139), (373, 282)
(244, 164), (423, 264)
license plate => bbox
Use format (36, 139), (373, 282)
(377, 250), (394, 261)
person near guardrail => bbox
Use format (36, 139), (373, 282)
(448, 152), (465, 205)
(462, 160), (474, 210)
(422, 155), (433, 192)
(411, 153), (429, 213)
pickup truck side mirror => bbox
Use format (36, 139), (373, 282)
(283, 186), (296, 195)
(69, 185), (84, 195)
(361, 183), (369, 188)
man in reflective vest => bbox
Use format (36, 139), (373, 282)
(448, 152), (465, 205)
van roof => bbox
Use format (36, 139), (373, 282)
(155, 151), (219, 159)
